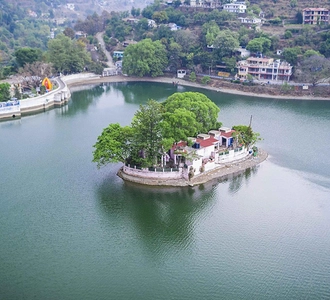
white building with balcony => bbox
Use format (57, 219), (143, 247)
(237, 57), (293, 82)
(223, 1), (246, 13)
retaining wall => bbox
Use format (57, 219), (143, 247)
(0, 77), (71, 121)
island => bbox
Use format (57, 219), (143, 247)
(93, 91), (267, 186)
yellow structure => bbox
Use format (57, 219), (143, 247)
(42, 77), (52, 91)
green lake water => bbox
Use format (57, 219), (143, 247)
(1, 82), (330, 300)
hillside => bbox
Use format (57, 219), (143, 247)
(250, 0), (330, 19)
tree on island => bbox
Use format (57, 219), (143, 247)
(93, 92), (221, 168)
(232, 125), (262, 149)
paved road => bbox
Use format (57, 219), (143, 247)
(96, 32), (115, 68)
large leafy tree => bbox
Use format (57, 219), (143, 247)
(246, 37), (271, 54)
(213, 30), (240, 59)
(163, 92), (221, 134)
(93, 92), (222, 169)
(0, 83), (11, 101)
(93, 123), (135, 168)
(122, 39), (168, 77)
(282, 47), (302, 66)
(202, 20), (220, 46)
(14, 48), (43, 68)
(47, 34), (91, 74)
(130, 99), (164, 166)
(162, 107), (198, 142)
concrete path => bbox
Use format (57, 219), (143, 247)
(95, 32), (115, 68)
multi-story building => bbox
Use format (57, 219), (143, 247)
(189, 0), (221, 8)
(237, 57), (293, 82)
(223, 1), (246, 13)
(303, 8), (330, 25)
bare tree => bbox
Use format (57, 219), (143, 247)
(18, 62), (53, 90)
(295, 55), (330, 86)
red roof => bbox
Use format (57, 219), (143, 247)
(196, 137), (219, 148)
(221, 130), (235, 138)
(172, 141), (187, 150)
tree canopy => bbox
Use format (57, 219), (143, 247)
(122, 38), (168, 77)
(14, 48), (43, 68)
(47, 34), (91, 74)
(232, 125), (261, 149)
(93, 92), (222, 168)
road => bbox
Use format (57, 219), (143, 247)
(95, 32), (115, 68)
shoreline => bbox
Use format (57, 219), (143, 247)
(64, 74), (330, 101)
(117, 149), (268, 187)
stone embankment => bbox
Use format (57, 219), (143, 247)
(117, 149), (268, 187)
(0, 77), (71, 121)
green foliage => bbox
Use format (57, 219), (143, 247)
(162, 107), (198, 142)
(280, 81), (293, 93)
(189, 72), (197, 82)
(296, 11), (303, 24)
(282, 47), (301, 65)
(246, 37), (271, 53)
(213, 30), (240, 59)
(284, 30), (293, 39)
(222, 57), (237, 73)
(14, 48), (43, 68)
(201, 76), (211, 85)
(232, 125), (261, 149)
(93, 92), (221, 169)
(167, 40), (183, 72)
(93, 123), (135, 167)
(47, 34), (91, 74)
(203, 21), (220, 46)
(304, 50), (322, 58)
(122, 38), (168, 77)
(269, 17), (282, 25)
(131, 100), (164, 166)
(0, 83), (11, 102)
(152, 11), (168, 24)
(163, 92), (220, 134)
(131, 7), (141, 17)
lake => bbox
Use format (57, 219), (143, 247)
(1, 82), (330, 300)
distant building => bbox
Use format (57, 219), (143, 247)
(168, 23), (180, 31)
(238, 17), (262, 24)
(237, 57), (293, 82)
(189, 0), (221, 8)
(75, 31), (87, 39)
(67, 3), (75, 10)
(223, 1), (246, 13)
(27, 10), (38, 18)
(102, 68), (118, 76)
(147, 19), (157, 28)
(235, 47), (251, 58)
(303, 8), (330, 25)
(113, 51), (124, 59)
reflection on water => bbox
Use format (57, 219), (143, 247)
(97, 167), (259, 254)
(59, 84), (105, 117)
(109, 81), (183, 104)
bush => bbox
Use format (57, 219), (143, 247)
(201, 76), (210, 85)
(189, 72), (196, 82)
